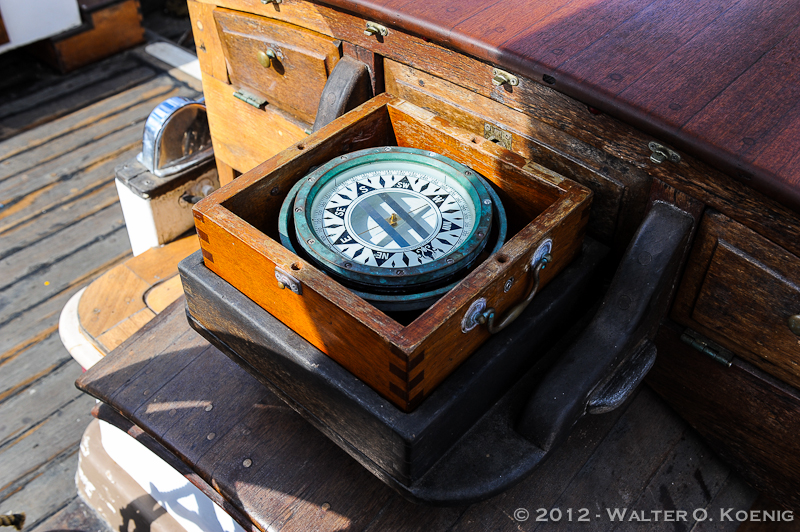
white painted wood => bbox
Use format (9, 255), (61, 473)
(115, 169), (218, 256)
(0, 0), (82, 54)
(58, 287), (105, 370)
(98, 421), (245, 532)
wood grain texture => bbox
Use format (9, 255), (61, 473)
(77, 235), (199, 352)
(648, 323), (800, 511)
(195, 0), (336, 37)
(214, 7), (341, 123)
(77, 302), (757, 530)
(385, 59), (649, 250)
(312, 0), (800, 211)
(671, 210), (800, 391)
(202, 72), (308, 174)
(193, 94), (590, 410)
(188, 0), (229, 83)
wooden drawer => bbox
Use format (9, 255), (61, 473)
(214, 7), (340, 124)
(672, 210), (800, 389)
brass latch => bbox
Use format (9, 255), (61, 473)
(648, 142), (681, 165)
(364, 21), (389, 37)
(492, 68), (519, 87)
(483, 123), (512, 150)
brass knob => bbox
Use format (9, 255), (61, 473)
(789, 315), (800, 336)
(257, 49), (277, 68)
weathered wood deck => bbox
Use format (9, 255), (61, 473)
(0, 43), (200, 529)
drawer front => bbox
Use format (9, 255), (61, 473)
(214, 8), (340, 124)
(672, 210), (800, 389)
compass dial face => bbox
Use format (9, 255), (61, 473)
(312, 163), (475, 270)
(292, 147), (495, 290)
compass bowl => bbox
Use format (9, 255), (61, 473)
(278, 149), (508, 311)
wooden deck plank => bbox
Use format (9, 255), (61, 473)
(0, 203), (125, 292)
(0, 147), (138, 235)
(0, 180), (119, 262)
(0, 59), (156, 141)
(448, 390), (634, 531)
(0, 333), (72, 404)
(0, 225), (130, 326)
(0, 360), (86, 445)
(613, 430), (732, 532)
(539, 389), (688, 531)
(0, 77), (196, 182)
(27, 496), (112, 532)
(0, 122), (142, 206)
(0, 450), (82, 530)
(0, 394), (94, 501)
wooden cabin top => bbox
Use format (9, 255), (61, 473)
(317, 0), (800, 210)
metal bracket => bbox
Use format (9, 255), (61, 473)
(233, 89), (267, 109)
(461, 298), (487, 333)
(492, 68), (519, 87)
(681, 329), (733, 367)
(648, 142), (681, 165)
(364, 21), (388, 37)
(275, 267), (302, 295)
(483, 123), (512, 150)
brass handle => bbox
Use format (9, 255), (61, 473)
(257, 49), (277, 68)
(478, 254), (551, 334)
(789, 315), (800, 336)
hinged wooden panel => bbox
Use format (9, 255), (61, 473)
(672, 210), (800, 390)
(202, 72), (307, 174)
(214, 7), (340, 124)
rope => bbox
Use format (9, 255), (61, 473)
(0, 514), (24, 530)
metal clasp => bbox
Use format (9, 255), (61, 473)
(648, 142), (681, 165)
(492, 68), (519, 87)
(364, 21), (388, 37)
(275, 267), (302, 295)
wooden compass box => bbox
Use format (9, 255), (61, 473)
(190, 93), (591, 412)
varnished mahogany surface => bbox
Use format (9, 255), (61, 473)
(316, 0), (800, 210)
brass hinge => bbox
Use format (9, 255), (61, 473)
(233, 89), (267, 109)
(681, 329), (733, 367)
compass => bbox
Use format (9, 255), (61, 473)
(279, 147), (507, 310)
